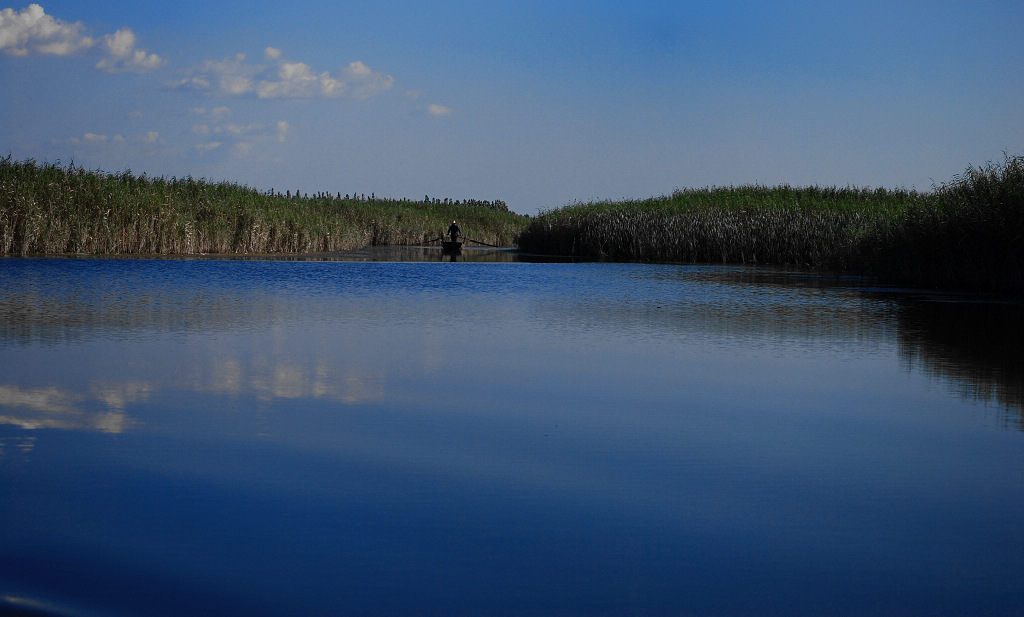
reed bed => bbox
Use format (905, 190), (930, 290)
(860, 156), (1024, 294)
(518, 156), (1023, 295)
(518, 185), (915, 266)
(0, 157), (527, 256)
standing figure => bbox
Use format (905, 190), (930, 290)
(447, 220), (461, 242)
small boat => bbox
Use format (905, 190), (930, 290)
(441, 240), (463, 253)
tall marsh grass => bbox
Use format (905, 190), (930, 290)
(0, 157), (527, 256)
(518, 156), (1024, 295)
(519, 185), (916, 266)
(861, 156), (1024, 293)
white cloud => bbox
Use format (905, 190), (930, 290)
(173, 53), (254, 94)
(67, 132), (125, 145)
(192, 106), (232, 121)
(189, 107), (291, 155)
(0, 4), (92, 56)
(427, 104), (454, 117)
(257, 60), (320, 98)
(95, 28), (165, 73)
(222, 123), (264, 136)
(172, 50), (393, 100)
(64, 131), (157, 147)
(340, 61), (394, 99)
(0, 4), (163, 72)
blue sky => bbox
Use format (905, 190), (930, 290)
(2, 1), (1021, 214)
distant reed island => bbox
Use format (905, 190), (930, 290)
(2, 154), (1022, 295)
(520, 155), (1023, 296)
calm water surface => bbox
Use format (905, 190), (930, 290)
(1, 251), (1022, 617)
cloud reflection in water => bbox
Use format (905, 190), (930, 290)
(0, 384), (135, 434)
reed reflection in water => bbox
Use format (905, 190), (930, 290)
(0, 256), (1022, 617)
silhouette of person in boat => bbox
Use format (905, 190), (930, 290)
(447, 220), (461, 242)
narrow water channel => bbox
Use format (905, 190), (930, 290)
(1, 255), (1021, 616)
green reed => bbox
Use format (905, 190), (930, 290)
(859, 155), (1024, 294)
(518, 156), (1023, 295)
(518, 185), (915, 266)
(0, 157), (528, 255)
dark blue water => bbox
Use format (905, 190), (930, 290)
(1, 256), (1022, 616)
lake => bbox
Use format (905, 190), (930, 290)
(1, 249), (1022, 617)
